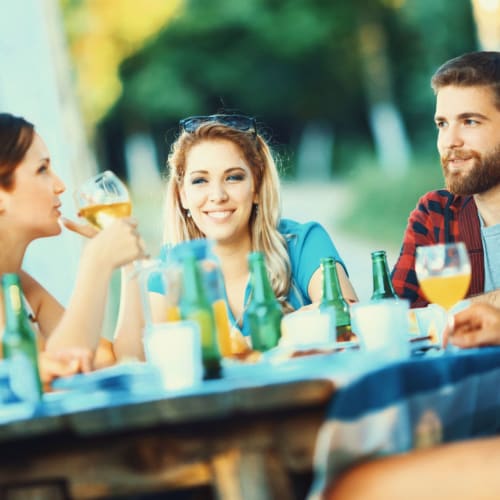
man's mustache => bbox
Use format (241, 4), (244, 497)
(441, 149), (478, 165)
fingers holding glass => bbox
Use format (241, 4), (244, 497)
(74, 171), (147, 267)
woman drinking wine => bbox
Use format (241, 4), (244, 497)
(0, 112), (147, 381)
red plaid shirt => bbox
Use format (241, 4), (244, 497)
(391, 190), (484, 308)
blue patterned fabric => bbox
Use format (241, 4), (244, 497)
(308, 347), (500, 499)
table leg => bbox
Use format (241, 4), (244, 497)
(0, 478), (70, 500)
(211, 449), (294, 500)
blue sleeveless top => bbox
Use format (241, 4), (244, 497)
(148, 219), (345, 336)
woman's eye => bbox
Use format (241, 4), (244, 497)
(37, 165), (48, 174)
(227, 173), (245, 182)
(191, 177), (207, 185)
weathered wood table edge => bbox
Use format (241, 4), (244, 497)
(0, 375), (336, 500)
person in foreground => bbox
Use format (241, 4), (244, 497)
(445, 302), (500, 348)
(325, 301), (500, 500)
(325, 434), (500, 500)
(392, 51), (500, 308)
(114, 114), (357, 359)
(0, 112), (147, 381)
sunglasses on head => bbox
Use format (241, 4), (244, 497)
(179, 114), (257, 136)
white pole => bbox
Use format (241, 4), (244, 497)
(0, 0), (94, 305)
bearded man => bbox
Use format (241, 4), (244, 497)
(392, 51), (500, 308)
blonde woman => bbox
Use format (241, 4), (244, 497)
(114, 114), (357, 358)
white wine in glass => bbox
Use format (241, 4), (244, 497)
(415, 242), (471, 311)
(75, 171), (131, 230)
(78, 202), (132, 230)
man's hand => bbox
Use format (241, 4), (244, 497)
(444, 303), (500, 348)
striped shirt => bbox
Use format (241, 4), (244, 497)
(391, 189), (484, 307)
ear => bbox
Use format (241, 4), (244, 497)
(253, 190), (259, 204)
(0, 190), (6, 214)
(179, 186), (188, 210)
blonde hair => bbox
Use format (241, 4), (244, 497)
(163, 122), (293, 309)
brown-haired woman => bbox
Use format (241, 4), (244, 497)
(0, 112), (147, 383)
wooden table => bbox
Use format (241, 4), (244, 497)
(0, 364), (337, 500)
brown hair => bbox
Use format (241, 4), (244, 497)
(431, 51), (500, 110)
(0, 113), (35, 189)
(164, 122), (293, 310)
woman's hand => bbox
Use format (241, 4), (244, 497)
(62, 216), (147, 269)
(230, 327), (252, 354)
(60, 217), (99, 238)
(80, 218), (148, 271)
(444, 303), (500, 348)
(39, 347), (93, 390)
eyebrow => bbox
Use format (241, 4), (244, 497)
(187, 166), (246, 175)
(187, 169), (208, 176)
(224, 166), (247, 173)
(434, 112), (490, 122)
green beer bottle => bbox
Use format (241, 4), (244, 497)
(1, 273), (43, 402)
(179, 254), (221, 379)
(246, 251), (283, 352)
(319, 257), (352, 342)
(370, 250), (398, 301)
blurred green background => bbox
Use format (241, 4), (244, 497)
(56, 0), (499, 306)
(60, 0), (485, 249)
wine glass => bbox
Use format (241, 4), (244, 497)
(75, 170), (132, 229)
(75, 170), (150, 285)
(415, 242), (471, 311)
(415, 242), (471, 347)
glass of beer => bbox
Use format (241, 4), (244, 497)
(415, 242), (471, 311)
(75, 170), (132, 229)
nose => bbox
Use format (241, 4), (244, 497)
(438, 123), (464, 151)
(53, 172), (66, 194)
(209, 183), (228, 203)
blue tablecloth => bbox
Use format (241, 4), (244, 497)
(3, 343), (499, 499)
(0, 350), (351, 421)
(308, 347), (500, 499)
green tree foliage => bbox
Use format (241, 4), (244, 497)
(112, 0), (375, 131)
(105, 0), (476, 170)
(387, 0), (476, 149)
(60, 0), (182, 127)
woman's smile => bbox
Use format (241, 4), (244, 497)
(203, 209), (235, 220)
(181, 139), (257, 245)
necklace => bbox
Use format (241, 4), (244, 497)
(226, 276), (253, 335)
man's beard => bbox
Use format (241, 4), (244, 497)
(441, 144), (500, 195)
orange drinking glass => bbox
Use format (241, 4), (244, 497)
(415, 242), (471, 311)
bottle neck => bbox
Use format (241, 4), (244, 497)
(371, 255), (397, 298)
(320, 259), (350, 329)
(249, 256), (275, 304)
(2, 275), (25, 333)
(181, 256), (209, 307)
(321, 261), (344, 304)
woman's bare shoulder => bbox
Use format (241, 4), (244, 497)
(19, 270), (64, 337)
(19, 270), (46, 303)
